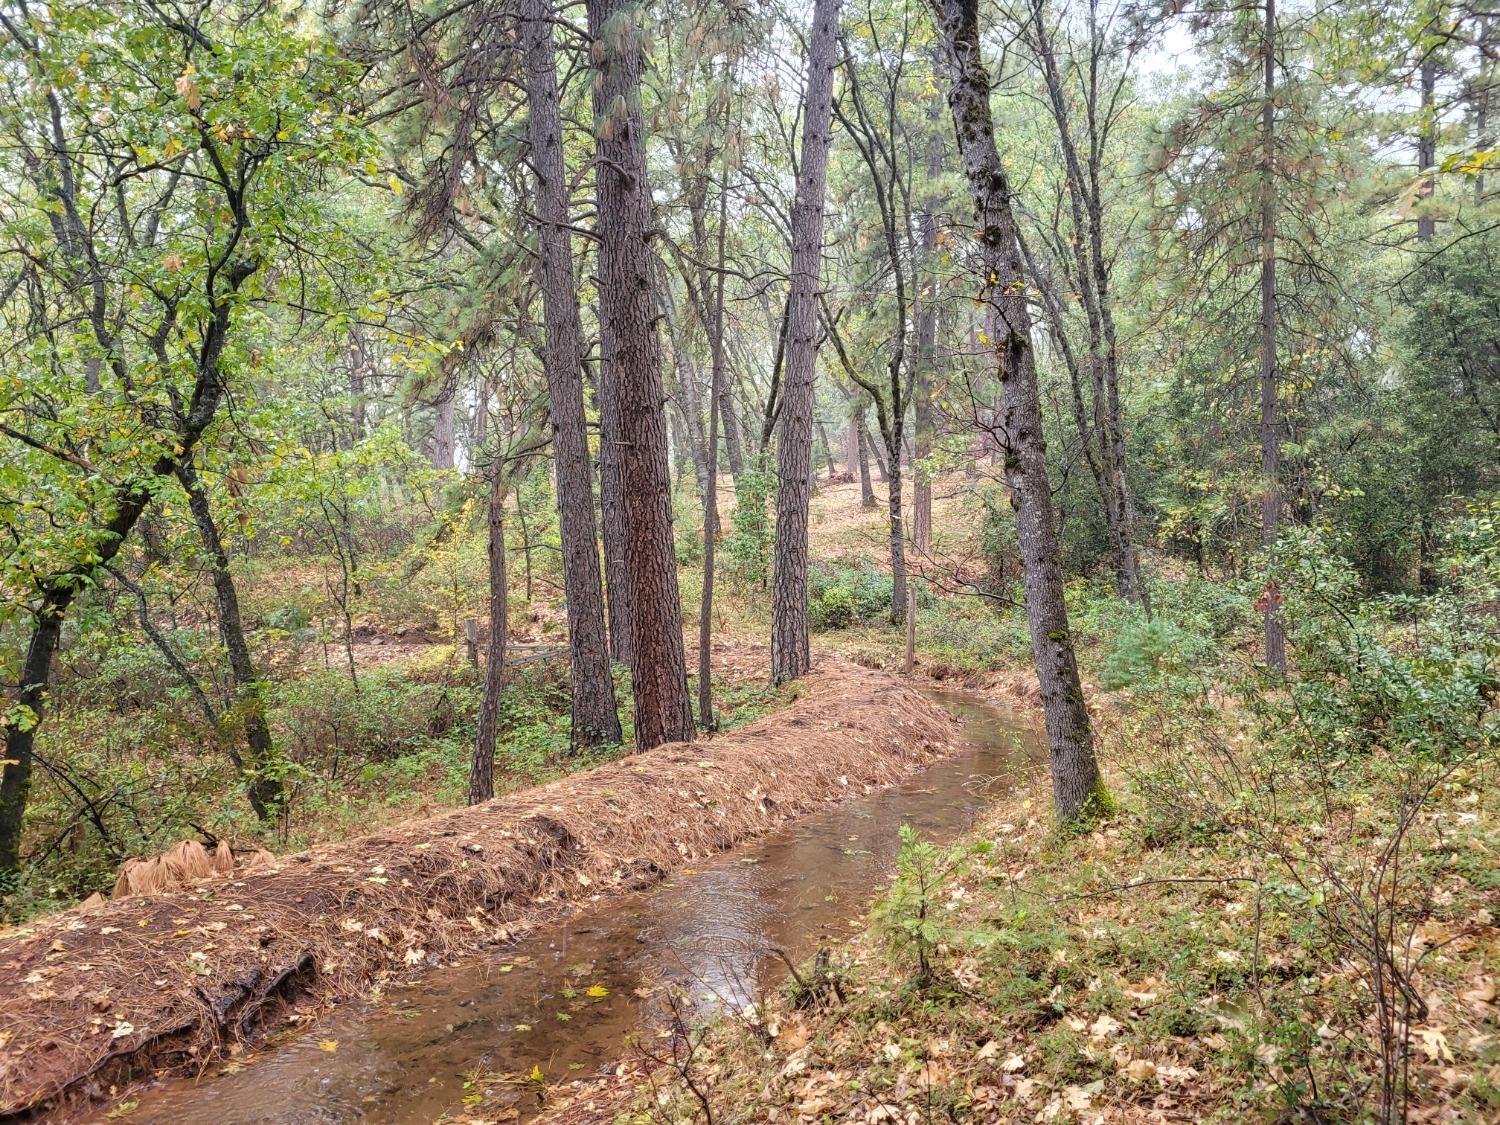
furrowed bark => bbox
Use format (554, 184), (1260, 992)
(520, 0), (622, 747)
(770, 0), (841, 685)
(469, 470), (507, 804)
(587, 0), (695, 747)
(928, 0), (1104, 825)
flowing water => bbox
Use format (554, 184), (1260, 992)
(121, 692), (1039, 1124)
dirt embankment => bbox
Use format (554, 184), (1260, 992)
(0, 659), (959, 1120)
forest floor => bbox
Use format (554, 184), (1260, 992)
(9, 470), (1497, 1123)
(537, 717), (1500, 1125)
(528, 477), (1500, 1124)
(0, 656), (962, 1119)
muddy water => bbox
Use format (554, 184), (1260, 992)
(124, 693), (1039, 1124)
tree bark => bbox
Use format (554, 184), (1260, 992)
(864, 411), (890, 482)
(594, 357), (633, 670)
(699, 154), (731, 732)
(913, 113), (941, 556)
(431, 383), (457, 470)
(588, 0), (695, 747)
(1417, 55), (1437, 242)
(1260, 0), (1287, 670)
(521, 0), (622, 747)
(770, 0), (841, 685)
(177, 459), (281, 821)
(815, 418), (837, 479)
(469, 470), (507, 804)
(929, 0), (1105, 825)
(348, 327), (370, 445)
(857, 404), (878, 507)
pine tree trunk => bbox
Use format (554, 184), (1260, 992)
(913, 113), (940, 556)
(770, 0), (841, 685)
(469, 471), (507, 804)
(699, 160), (731, 732)
(178, 459), (281, 821)
(431, 386), (456, 470)
(588, 0), (695, 748)
(864, 412), (891, 482)
(929, 0), (1104, 825)
(886, 430), (908, 623)
(1260, 0), (1287, 670)
(1417, 56), (1437, 242)
(857, 406), (878, 507)
(521, 0), (621, 747)
(595, 348), (633, 670)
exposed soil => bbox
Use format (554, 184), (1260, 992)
(0, 657), (959, 1120)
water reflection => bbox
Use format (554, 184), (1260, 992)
(120, 693), (1039, 1124)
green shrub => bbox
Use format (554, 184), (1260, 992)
(810, 584), (858, 630)
(807, 562), (896, 629)
(1099, 614), (1215, 691)
(723, 458), (774, 589)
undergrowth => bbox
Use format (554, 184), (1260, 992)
(620, 535), (1500, 1124)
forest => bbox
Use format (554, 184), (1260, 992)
(0, 0), (1496, 1120)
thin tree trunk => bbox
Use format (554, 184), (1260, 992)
(770, 0), (841, 685)
(1260, 0), (1286, 670)
(845, 413), (859, 477)
(588, 0), (695, 748)
(700, 159), (731, 732)
(667, 316), (714, 506)
(1028, 0), (1146, 610)
(348, 327), (369, 445)
(520, 0), (622, 747)
(719, 376), (746, 481)
(857, 406), (878, 506)
(1417, 55), (1437, 242)
(594, 354), (634, 669)
(929, 0), (1104, 825)
(886, 430), (907, 622)
(1476, 19), (1493, 202)
(864, 412), (891, 482)
(431, 384), (457, 471)
(469, 470), (507, 804)
(178, 459), (281, 821)
(913, 113), (940, 555)
(815, 418), (837, 479)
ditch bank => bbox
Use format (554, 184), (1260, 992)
(0, 659), (959, 1119)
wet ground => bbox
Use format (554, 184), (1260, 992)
(121, 692), (1039, 1123)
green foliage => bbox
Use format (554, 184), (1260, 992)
(722, 458), (774, 589)
(1098, 614), (1216, 691)
(977, 494), (1020, 604)
(873, 824), (996, 985)
(808, 563), (900, 631)
(1272, 533), (1500, 767)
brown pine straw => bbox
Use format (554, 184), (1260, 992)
(0, 659), (959, 1120)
